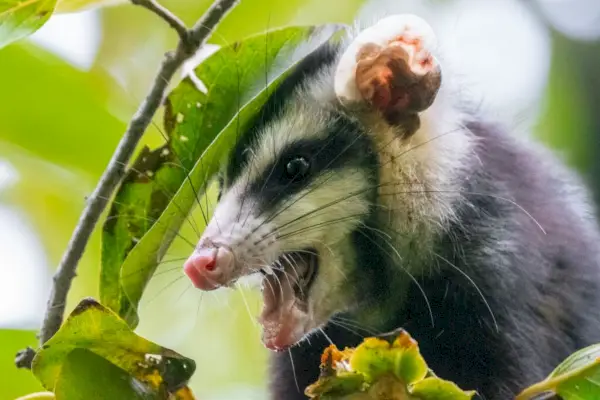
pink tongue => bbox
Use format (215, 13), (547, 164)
(259, 270), (301, 351)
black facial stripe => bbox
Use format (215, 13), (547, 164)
(247, 115), (375, 214)
(226, 42), (341, 185)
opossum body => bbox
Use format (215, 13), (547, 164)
(183, 15), (600, 399)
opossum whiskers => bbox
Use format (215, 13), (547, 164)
(327, 319), (364, 338)
(143, 274), (187, 307)
(122, 263), (181, 281)
(256, 172), (543, 246)
(118, 255), (190, 284)
(330, 315), (380, 336)
(235, 280), (260, 329)
(108, 76), (208, 232)
(354, 227), (435, 328)
(113, 161), (202, 237)
(194, 291), (206, 331)
(255, 207), (435, 327)
(288, 348), (301, 393)
(285, 189), (500, 328)
(254, 177), (406, 243)
(249, 125), (465, 239)
(319, 327), (335, 347)
(100, 200), (197, 249)
(147, 117), (209, 229)
(236, 8), (277, 232)
(254, 185), (515, 328)
(432, 251), (498, 331)
(163, 142), (224, 235)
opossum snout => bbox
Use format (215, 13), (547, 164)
(183, 246), (235, 290)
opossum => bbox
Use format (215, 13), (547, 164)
(182, 14), (600, 400)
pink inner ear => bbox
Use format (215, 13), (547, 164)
(355, 41), (439, 125)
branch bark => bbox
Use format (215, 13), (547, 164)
(14, 0), (239, 370)
(131, 0), (189, 40)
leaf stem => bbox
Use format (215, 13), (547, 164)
(14, 0), (239, 370)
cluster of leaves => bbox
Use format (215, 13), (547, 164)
(305, 329), (475, 400)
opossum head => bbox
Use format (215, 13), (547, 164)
(183, 15), (449, 351)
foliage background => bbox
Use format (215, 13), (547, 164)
(1, 0), (599, 399)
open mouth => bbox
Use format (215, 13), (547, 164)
(258, 248), (319, 351)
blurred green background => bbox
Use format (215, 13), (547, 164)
(1, 0), (599, 399)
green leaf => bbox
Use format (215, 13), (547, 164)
(102, 24), (344, 325)
(32, 298), (195, 397)
(410, 377), (476, 400)
(516, 344), (600, 400)
(54, 348), (156, 400)
(0, 0), (56, 48)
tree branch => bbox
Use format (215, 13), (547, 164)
(131, 0), (188, 41)
(14, 0), (239, 370)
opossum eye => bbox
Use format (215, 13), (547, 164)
(285, 157), (310, 181)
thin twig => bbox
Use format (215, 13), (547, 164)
(14, 0), (239, 370)
(131, 0), (188, 41)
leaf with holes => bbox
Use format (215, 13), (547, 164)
(0, 0), (57, 49)
(101, 24), (344, 326)
(31, 298), (196, 398)
(516, 343), (600, 400)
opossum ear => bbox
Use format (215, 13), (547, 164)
(334, 15), (441, 134)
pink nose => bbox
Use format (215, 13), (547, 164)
(183, 247), (234, 290)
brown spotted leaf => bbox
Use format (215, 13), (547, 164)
(31, 298), (195, 398)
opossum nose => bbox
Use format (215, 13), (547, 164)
(183, 247), (234, 291)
